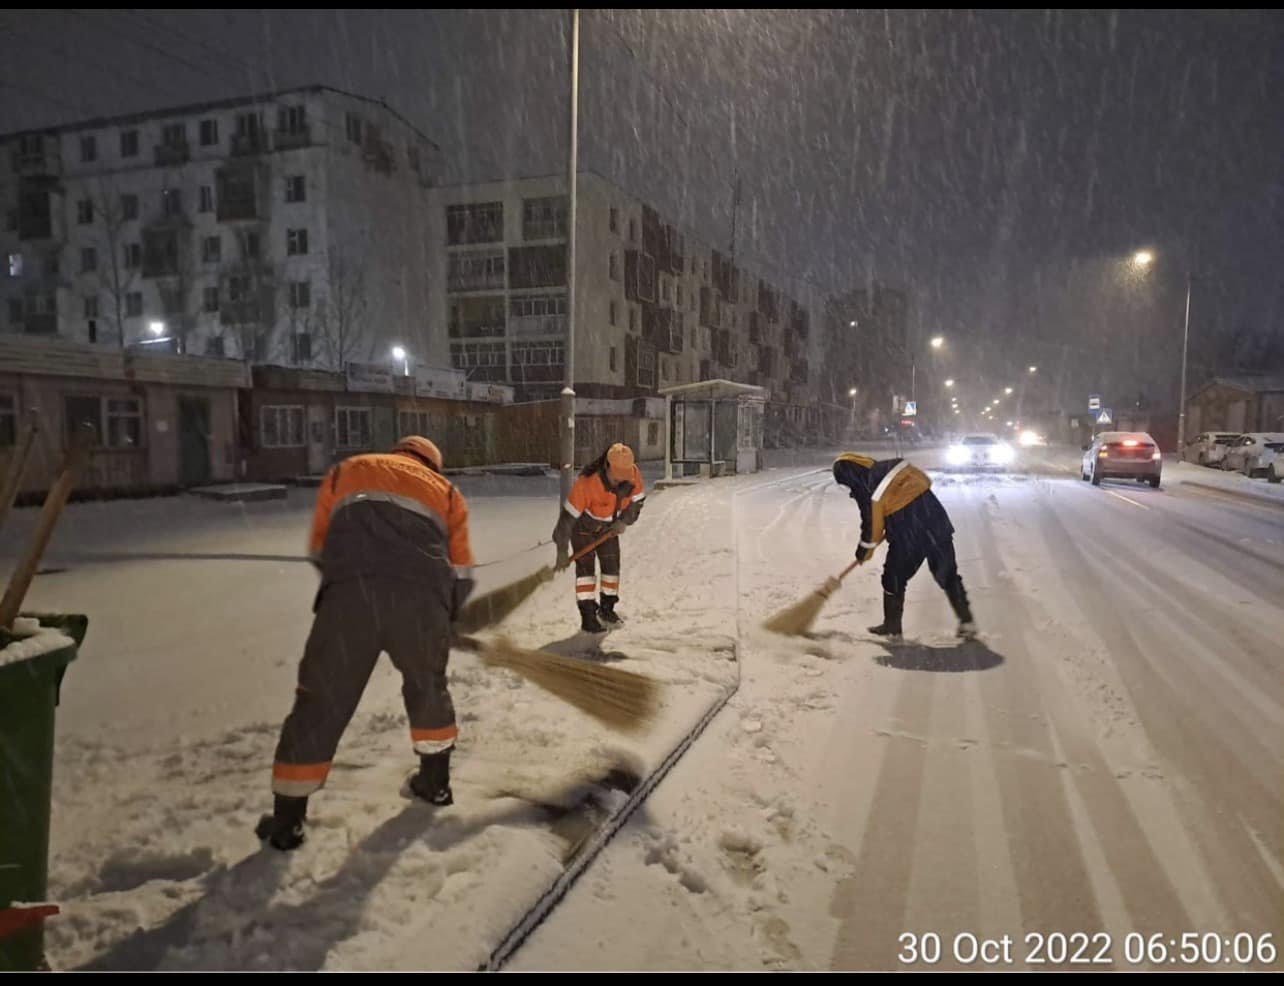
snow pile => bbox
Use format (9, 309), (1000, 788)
(0, 616), (74, 668)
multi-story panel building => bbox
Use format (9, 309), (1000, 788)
(427, 172), (819, 405)
(0, 85), (438, 368)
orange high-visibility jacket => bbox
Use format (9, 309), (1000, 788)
(564, 464), (645, 525)
(309, 452), (474, 586)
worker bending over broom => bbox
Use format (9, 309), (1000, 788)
(832, 452), (975, 641)
(553, 443), (645, 633)
(256, 435), (474, 851)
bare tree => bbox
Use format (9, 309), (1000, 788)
(313, 248), (370, 370)
(86, 177), (138, 348)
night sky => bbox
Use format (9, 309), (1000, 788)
(2, 9), (1281, 414)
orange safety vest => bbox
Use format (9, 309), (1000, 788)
(564, 464), (645, 524)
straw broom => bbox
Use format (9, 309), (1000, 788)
(762, 559), (863, 637)
(454, 529), (619, 634)
(453, 634), (660, 734)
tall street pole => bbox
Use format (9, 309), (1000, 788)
(560, 8), (580, 504)
(1176, 271), (1192, 451)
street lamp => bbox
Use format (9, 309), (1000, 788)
(1028, 365), (1038, 373)
(1132, 250), (1154, 269)
(930, 336), (945, 349)
(1004, 386), (1013, 395)
(944, 378), (955, 388)
(1132, 248), (1195, 449)
(391, 344), (409, 376)
(148, 320), (165, 336)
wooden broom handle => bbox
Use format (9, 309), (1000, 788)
(837, 558), (862, 582)
(569, 528), (618, 564)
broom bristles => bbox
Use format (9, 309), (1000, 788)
(762, 576), (841, 637)
(478, 635), (660, 734)
(454, 566), (553, 634)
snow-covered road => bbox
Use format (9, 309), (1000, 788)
(5, 447), (1281, 970)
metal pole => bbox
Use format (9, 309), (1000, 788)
(1176, 272), (1192, 452)
(559, 8), (580, 504)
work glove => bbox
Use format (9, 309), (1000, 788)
(855, 544), (875, 565)
(609, 519), (629, 537)
(554, 542), (571, 572)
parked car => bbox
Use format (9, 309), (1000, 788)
(946, 432), (1015, 469)
(1220, 433), (1284, 476)
(1183, 432), (1241, 466)
(1081, 431), (1163, 488)
(1265, 445), (1284, 484)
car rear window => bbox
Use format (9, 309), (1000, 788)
(963, 436), (996, 445)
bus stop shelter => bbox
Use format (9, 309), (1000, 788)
(659, 379), (768, 480)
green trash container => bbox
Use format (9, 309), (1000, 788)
(0, 612), (87, 972)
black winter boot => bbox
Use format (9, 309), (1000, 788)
(409, 748), (453, 806)
(578, 599), (606, 633)
(255, 794), (307, 851)
(598, 594), (622, 626)
(945, 578), (976, 638)
(868, 592), (905, 640)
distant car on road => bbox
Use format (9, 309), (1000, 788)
(1221, 433), (1284, 476)
(1081, 431), (1163, 488)
(1265, 445), (1284, 484)
(946, 433), (1015, 469)
(1183, 432), (1241, 466)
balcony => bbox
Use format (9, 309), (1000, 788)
(12, 150), (59, 177)
(154, 142), (191, 166)
(624, 250), (656, 304)
(447, 269), (505, 293)
(230, 133), (266, 157)
(510, 313), (567, 338)
(274, 126), (311, 150)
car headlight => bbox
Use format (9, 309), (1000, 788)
(947, 445), (970, 465)
(990, 443), (1015, 464)
(1018, 430), (1042, 447)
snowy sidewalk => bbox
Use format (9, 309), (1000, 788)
(17, 475), (742, 970)
(1166, 460), (1284, 507)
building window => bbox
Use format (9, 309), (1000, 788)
(201, 236), (221, 264)
(120, 130), (139, 158)
(125, 291), (143, 317)
(83, 296), (98, 319)
(294, 333), (312, 362)
(446, 202), (503, 245)
(80, 246), (97, 273)
(202, 286), (219, 313)
(64, 395), (101, 446)
(0, 394), (15, 447)
(446, 250), (505, 292)
(199, 119), (219, 146)
(521, 196), (567, 240)
(345, 113), (363, 144)
(637, 345), (656, 388)
(6, 253), (21, 278)
(288, 280), (310, 309)
(106, 397), (142, 448)
(123, 243), (142, 269)
(609, 300), (617, 326)
(226, 275), (250, 303)
(77, 200), (94, 225)
(610, 346), (617, 373)
(629, 307), (637, 333)
(285, 175), (306, 203)
(629, 218), (637, 243)
(87, 319), (98, 343)
(449, 341), (506, 376)
(648, 421), (660, 446)
(242, 231), (261, 260)
(161, 123), (186, 148)
(335, 407), (372, 448)
(661, 359), (671, 382)
(676, 283), (684, 308)
(122, 194), (139, 220)
(609, 252), (619, 281)
(4, 209), (15, 232)
(260, 405), (305, 448)
(286, 228), (308, 255)
(80, 135), (97, 163)
(278, 105), (306, 134)
(205, 335), (225, 357)
(162, 188), (183, 217)
(399, 410), (433, 436)
(7, 299), (22, 325)
(609, 207), (618, 233)
(199, 186), (214, 213)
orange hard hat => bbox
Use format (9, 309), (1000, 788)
(606, 442), (635, 483)
(394, 435), (443, 472)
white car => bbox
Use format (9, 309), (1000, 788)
(1221, 433), (1284, 476)
(1253, 441), (1284, 483)
(946, 433), (1015, 469)
(1183, 432), (1240, 466)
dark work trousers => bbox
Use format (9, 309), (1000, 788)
(881, 530), (965, 601)
(572, 520), (621, 601)
(271, 576), (455, 798)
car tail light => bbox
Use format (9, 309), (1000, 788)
(1123, 439), (1139, 447)
(1152, 451), (1162, 460)
(1098, 450), (1109, 458)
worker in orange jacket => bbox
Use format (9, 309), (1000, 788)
(552, 443), (645, 633)
(256, 436), (475, 851)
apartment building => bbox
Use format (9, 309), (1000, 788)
(427, 172), (820, 405)
(0, 85), (438, 368)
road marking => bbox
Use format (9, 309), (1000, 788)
(1103, 489), (1150, 511)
